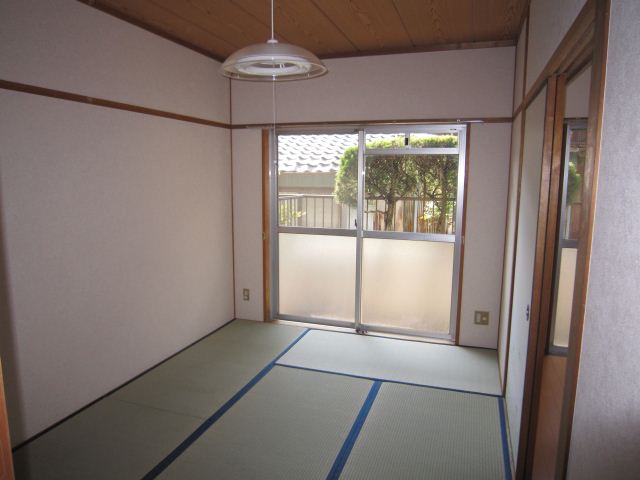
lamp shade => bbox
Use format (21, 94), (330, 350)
(221, 39), (327, 81)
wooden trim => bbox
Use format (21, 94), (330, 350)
(79, 1), (519, 63)
(232, 117), (512, 130)
(512, 0), (596, 117)
(0, 79), (232, 129)
(262, 129), (271, 323)
(512, 7), (530, 120)
(502, 108), (526, 397)
(0, 360), (14, 480)
(515, 75), (558, 480)
(79, 1), (517, 64)
(76, 0), (225, 62)
(516, 1), (531, 36)
(454, 125), (472, 345)
(0, 80), (511, 132)
(229, 80), (236, 319)
(502, 10), (530, 396)
(319, 39), (517, 60)
(556, 0), (610, 477)
(524, 74), (567, 478)
(513, 102), (523, 120)
(12, 318), (236, 452)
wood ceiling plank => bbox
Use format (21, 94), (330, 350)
(152, 0), (277, 49)
(90, 0), (526, 60)
(471, 0), (523, 41)
(312, 0), (413, 52)
(232, 0), (356, 56)
(394, 0), (477, 46)
(97, 0), (237, 57)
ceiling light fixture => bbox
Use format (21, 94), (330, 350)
(221, 0), (327, 81)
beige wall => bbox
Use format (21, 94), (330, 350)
(567, 1), (640, 477)
(0, 0), (229, 123)
(526, 0), (588, 91)
(500, 24), (528, 386)
(513, 23), (527, 112)
(0, 0), (233, 445)
(459, 123), (511, 348)
(505, 88), (547, 461)
(231, 47), (515, 124)
(498, 111), (523, 386)
(231, 49), (514, 349)
(565, 65), (591, 118)
(232, 129), (264, 322)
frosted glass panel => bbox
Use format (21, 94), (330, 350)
(279, 233), (355, 322)
(361, 238), (454, 333)
(553, 247), (577, 348)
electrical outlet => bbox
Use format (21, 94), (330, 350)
(474, 311), (489, 325)
(242, 288), (250, 301)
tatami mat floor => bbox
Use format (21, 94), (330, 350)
(13, 320), (511, 480)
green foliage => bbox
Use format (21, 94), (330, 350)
(566, 152), (584, 204)
(334, 145), (359, 207)
(334, 135), (459, 232)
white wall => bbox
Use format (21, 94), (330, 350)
(459, 123), (510, 347)
(513, 23), (527, 111)
(232, 129), (264, 322)
(0, 0), (229, 123)
(567, 1), (640, 477)
(498, 111), (523, 385)
(231, 49), (514, 349)
(505, 88), (547, 461)
(0, 0), (233, 445)
(526, 0), (588, 91)
(565, 65), (591, 118)
(232, 48), (515, 124)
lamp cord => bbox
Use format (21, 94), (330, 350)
(271, 0), (275, 40)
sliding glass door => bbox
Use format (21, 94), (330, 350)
(271, 125), (466, 340)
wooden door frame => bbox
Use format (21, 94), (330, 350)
(514, 0), (610, 478)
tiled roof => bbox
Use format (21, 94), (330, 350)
(277, 134), (358, 173)
(278, 133), (454, 173)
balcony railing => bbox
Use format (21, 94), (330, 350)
(278, 194), (456, 234)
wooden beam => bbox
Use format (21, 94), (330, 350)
(0, 79), (231, 129)
(524, 74), (567, 478)
(319, 39), (517, 60)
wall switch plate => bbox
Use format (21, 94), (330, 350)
(474, 311), (489, 325)
(242, 288), (250, 301)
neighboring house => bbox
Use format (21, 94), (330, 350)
(277, 134), (358, 229)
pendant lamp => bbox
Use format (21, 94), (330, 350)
(221, 0), (327, 81)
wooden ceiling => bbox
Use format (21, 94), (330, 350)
(83, 0), (528, 61)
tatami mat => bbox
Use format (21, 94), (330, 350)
(157, 366), (373, 480)
(277, 329), (502, 395)
(340, 383), (508, 480)
(13, 398), (201, 480)
(13, 321), (510, 480)
(112, 319), (305, 418)
(13, 320), (305, 479)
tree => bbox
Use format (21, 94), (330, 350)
(334, 135), (459, 232)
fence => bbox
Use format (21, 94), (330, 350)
(278, 194), (456, 234)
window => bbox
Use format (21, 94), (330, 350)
(271, 125), (466, 340)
